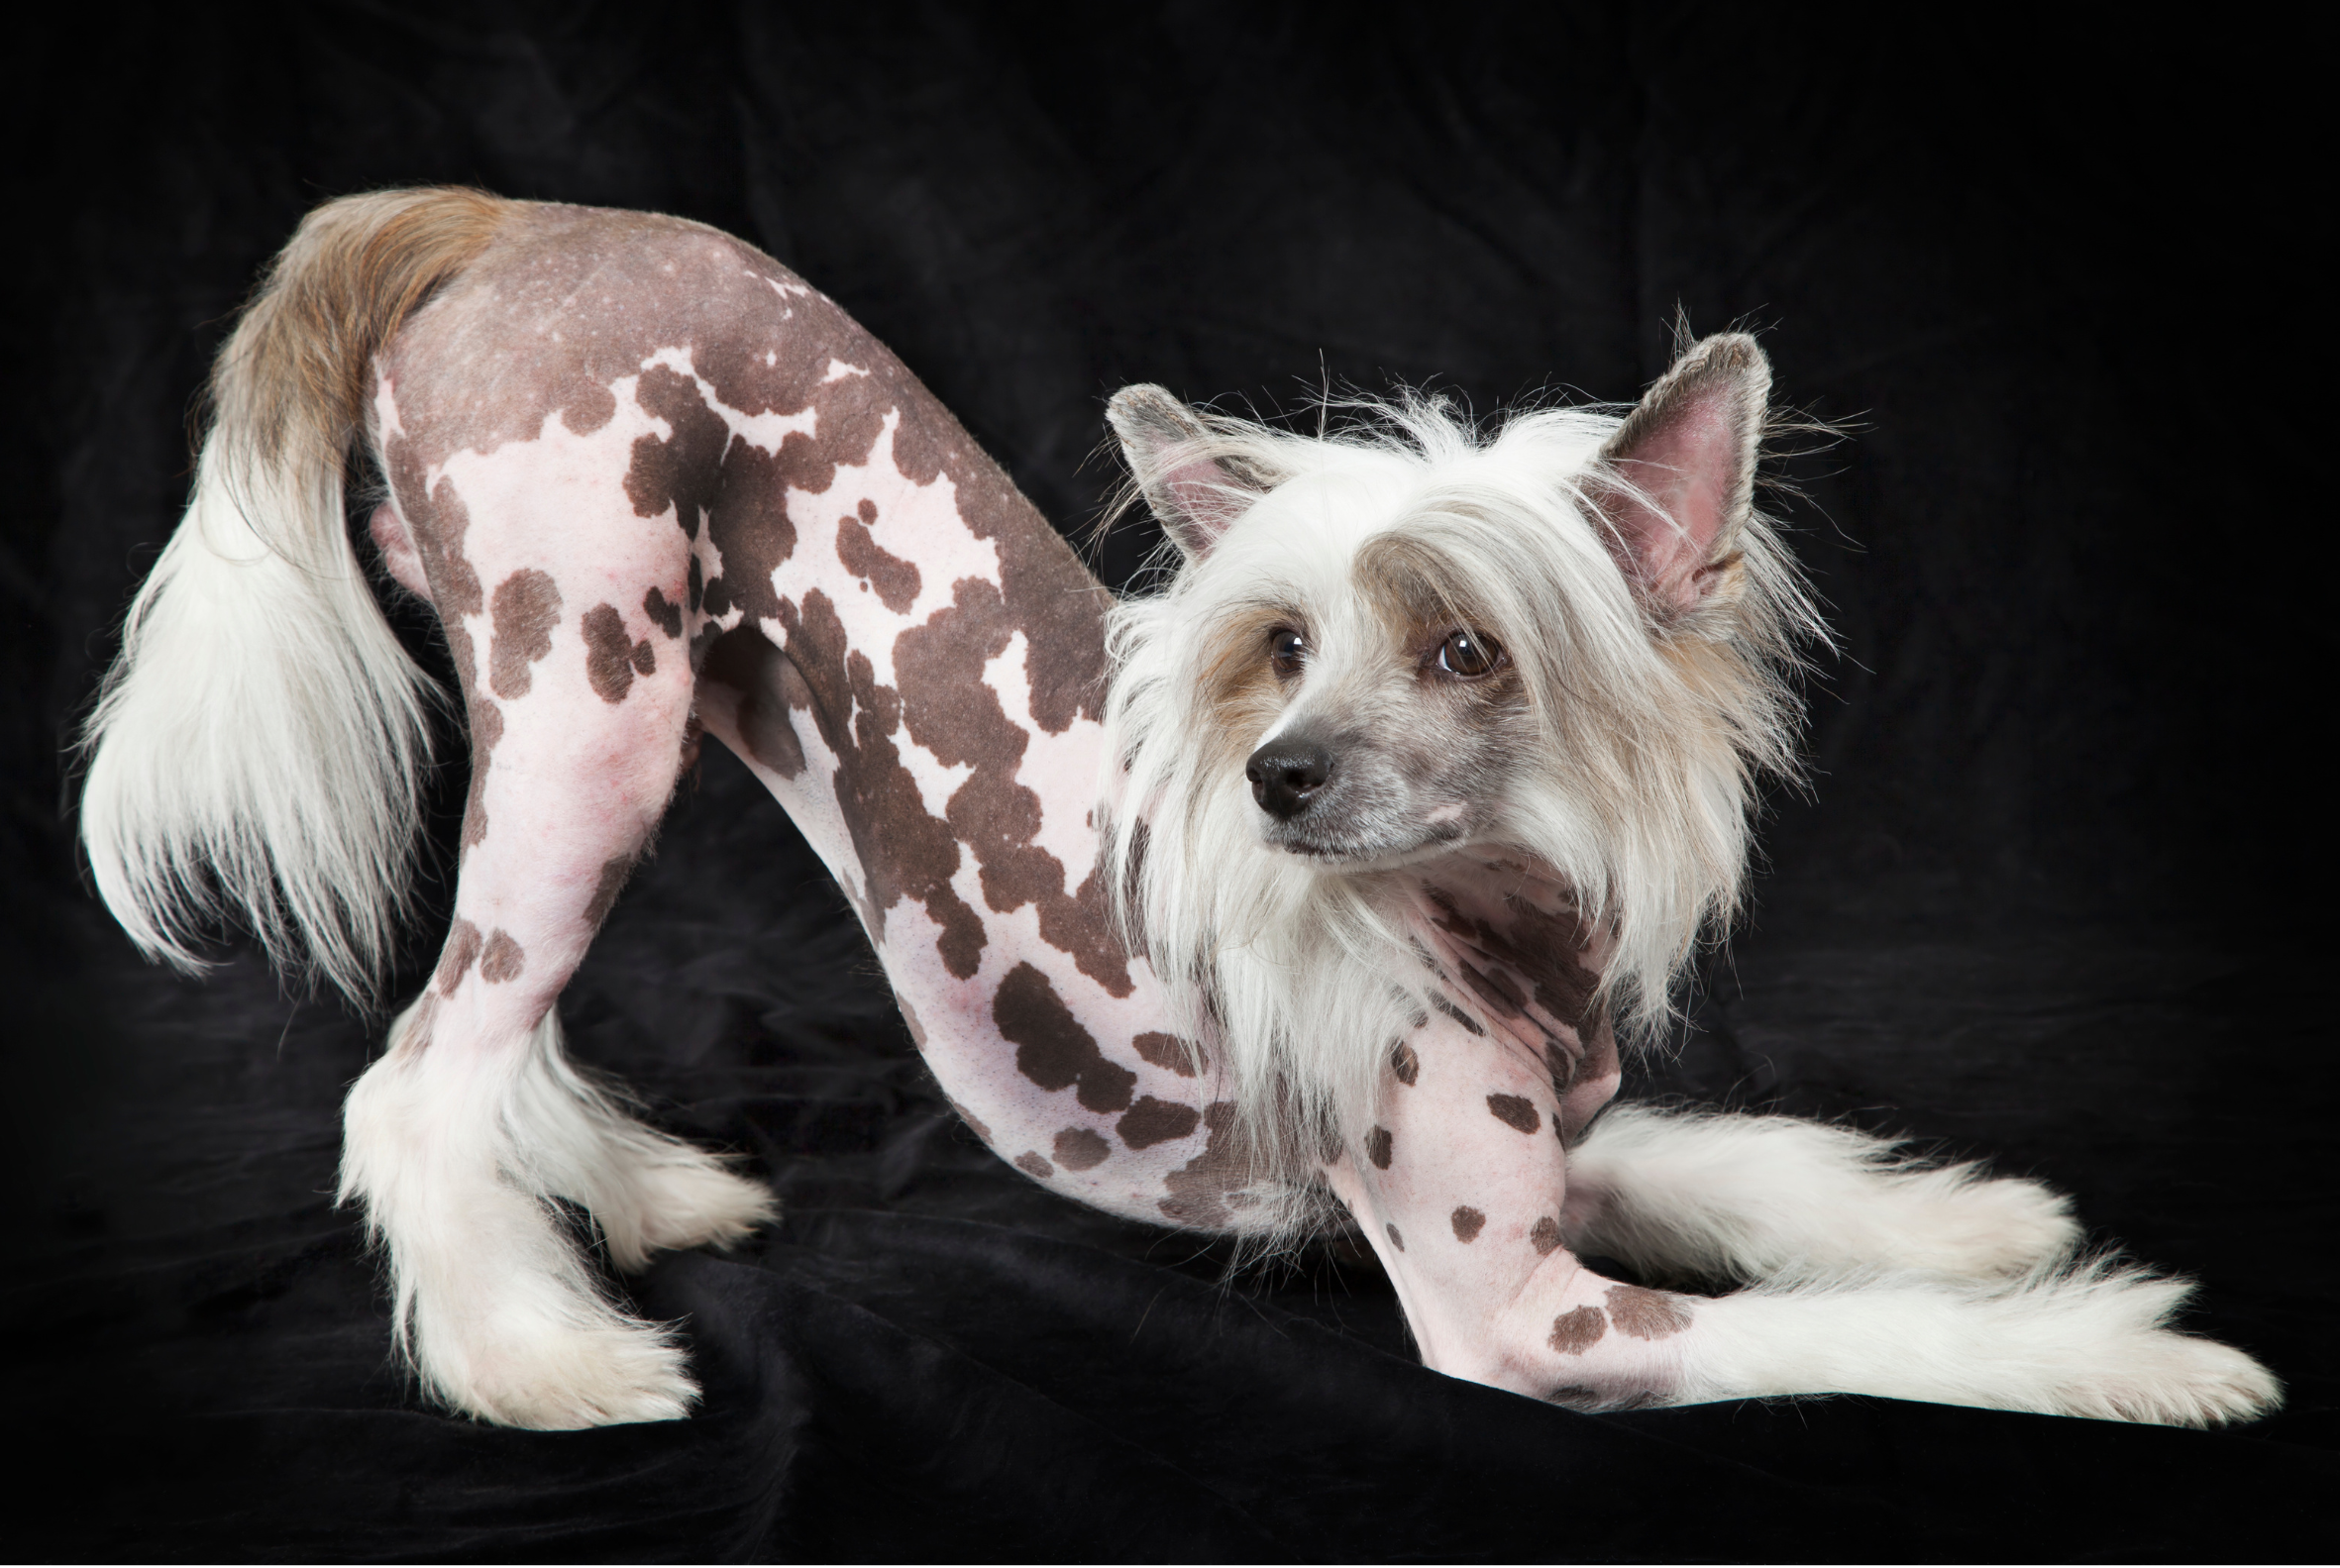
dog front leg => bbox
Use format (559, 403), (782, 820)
(1322, 1013), (1699, 1406)
(1328, 1016), (2280, 1425)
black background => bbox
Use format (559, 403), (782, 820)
(6, 4), (2333, 1560)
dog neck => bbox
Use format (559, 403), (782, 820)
(1396, 849), (1624, 1144)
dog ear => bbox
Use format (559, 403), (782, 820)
(1590, 332), (1769, 615)
(1108, 384), (1263, 561)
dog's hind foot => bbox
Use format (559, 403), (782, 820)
(615, 1148), (778, 1264)
(516, 1044), (778, 1270)
(1884, 1169), (2081, 1280)
(1563, 1104), (2083, 1285)
(414, 1282), (701, 1429)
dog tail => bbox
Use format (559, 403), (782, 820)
(79, 188), (512, 1003)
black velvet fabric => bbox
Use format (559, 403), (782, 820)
(7, 6), (2332, 1560)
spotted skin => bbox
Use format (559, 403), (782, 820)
(366, 203), (1696, 1415)
(373, 205), (1251, 1233)
(1317, 850), (1695, 1410)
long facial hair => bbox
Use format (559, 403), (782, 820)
(1098, 361), (1826, 1214)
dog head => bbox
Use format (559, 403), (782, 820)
(1107, 332), (1807, 872)
(1099, 333), (1822, 1155)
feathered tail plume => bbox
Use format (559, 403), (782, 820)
(78, 187), (510, 1002)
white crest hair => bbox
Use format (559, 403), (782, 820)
(1100, 387), (1827, 1189)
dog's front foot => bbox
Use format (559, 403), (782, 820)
(2041, 1309), (2284, 1427)
(1691, 1261), (2284, 1427)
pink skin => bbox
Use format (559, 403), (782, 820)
(372, 206), (1250, 1235)
(1319, 852), (1688, 1408)
(319, 232), (2281, 1428)
(365, 203), (1673, 1407)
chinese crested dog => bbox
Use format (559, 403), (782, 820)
(79, 189), (2278, 1428)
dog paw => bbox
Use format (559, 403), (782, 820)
(422, 1309), (701, 1429)
(1895, 1174), (2082, 1278)
(2050, 1329), (2284, 1427)
(630, 1158), (777, 1259)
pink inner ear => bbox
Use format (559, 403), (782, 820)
(1158, 454), (1249, 556)
(1599, 384), (1745, 609)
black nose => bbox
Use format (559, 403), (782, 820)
(1245, 738), (1333, 820)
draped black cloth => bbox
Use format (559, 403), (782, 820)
(7, 6), (2330, 1559)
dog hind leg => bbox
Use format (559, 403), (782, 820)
(338, 548), (769, 1427)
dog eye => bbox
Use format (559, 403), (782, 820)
(1268, 628), (1308, 678)
(1437, 629), (1503, 678)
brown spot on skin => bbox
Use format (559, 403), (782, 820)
(384, 432), (482, 635)
(1391, 1040), (1420, 1086)
(1130, 1031), (1200, 1077)
(858, 498), (877, 524)
(1014, 1152), (1053, 1180)
(995, 962), (1134, 1113)
(1559, 1013), (1623, 1146)
(479, 928), (525, 984)
(625, 362), (733, 540)
(1053, 1127), (1111, 1171)
(1605, 1285), (1694, 1340)
(779, 590), (984, 974)
(1159, 1101), (1247, 1227)
(835, 515), (922, 613)
(1117, 1096), (1201, 1149)
(945, 1096), (991, 1145)
(1425, 885), (1605, 1035)
(460, 695), (502, 850)
(1487, 1094), (1542, 1134)
(584, 603), (653, 702)
(1365, 1125), (1394, 1170)
(1543, 1036), (1575, 1096)
(373, 208), (1136, 1044)
(1430, 993), (1484, 1036)
(436, 918), (483, 994)
(1547, 1306), (1608, 1355)
(585, 854), (634, 927)
(1530, 1216), (1564, 1256)
(1450, 1206), (1486, 1243)
(487, 569), (561, 699)
(644, 585), (684, 639)
(1456, 959), (1528, 1019)
(892, 577), (1129, 995)
(1386, 1223), (1406, 1252)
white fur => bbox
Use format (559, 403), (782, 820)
(1562, 1102), (2083, 1283)
(1536, 1104), (2279, 1424)
(78, 410), (437, 1002)
(1101, 394), (1822, 1181)
(1680, 1260), (2282, 1425)
(81, 192), (2275, 1431)
(339, 1001), (773, 1428)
